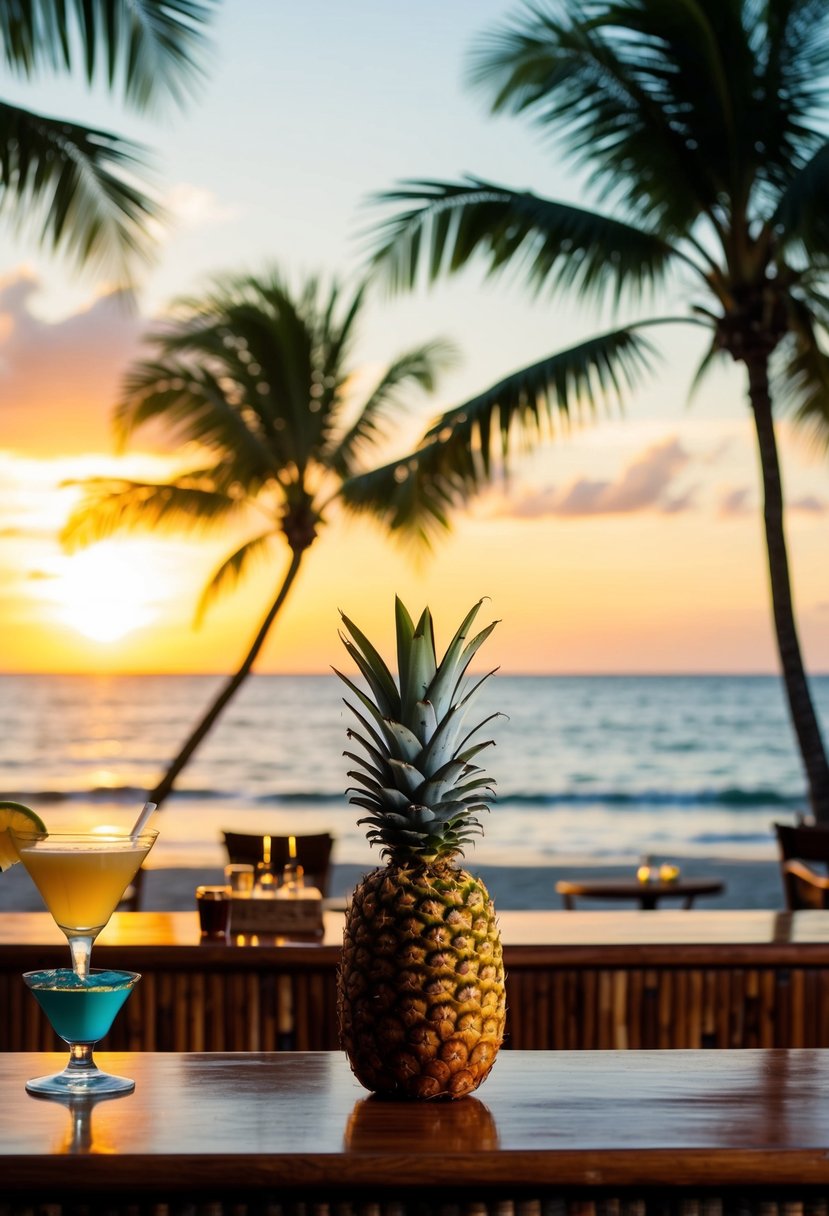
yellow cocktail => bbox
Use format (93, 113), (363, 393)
(17, 837), (153, 930)
(11, 830), (157, 978)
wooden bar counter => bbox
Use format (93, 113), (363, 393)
(4, 909), (829, 1052)
(3, 1049), (829, 1214)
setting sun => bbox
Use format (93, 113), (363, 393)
(43, 542), (162, 644)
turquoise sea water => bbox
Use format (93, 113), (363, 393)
(0, 674), (827, 869)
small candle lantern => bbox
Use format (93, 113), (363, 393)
(637, 854), (655, 884)
(256, 834), (277, 890)
(281, 835), (304, 894)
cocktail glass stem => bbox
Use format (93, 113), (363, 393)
(68, 1042), (96, 1073)
(27, 1041), (133, 1096)
(68, 935), (93, 980)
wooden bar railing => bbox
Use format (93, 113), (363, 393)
(4, 909), (829, 1052)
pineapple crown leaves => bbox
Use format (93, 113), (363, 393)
(333, 596), (502, 862)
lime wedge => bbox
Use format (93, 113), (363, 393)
(0, 801), (47, 871)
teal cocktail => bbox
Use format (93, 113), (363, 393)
(24, 968), (141, 1096)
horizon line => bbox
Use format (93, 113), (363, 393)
(2, 669), (827, 679)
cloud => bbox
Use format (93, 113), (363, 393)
(718, 487), (753, 517)
(718, 487), (827, 516)
(704, 437), (739, 466)
(791, 494), (827, 514)
(505, 437), (695, 519)
(163, 184), (240, 231)
(0, 270), (143, 455)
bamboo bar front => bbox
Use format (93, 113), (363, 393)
(3, 909), (829, 1052)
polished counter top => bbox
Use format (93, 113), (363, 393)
(4, 1049), (829, 1191)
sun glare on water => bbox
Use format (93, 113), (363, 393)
(51, 543), (160, 643)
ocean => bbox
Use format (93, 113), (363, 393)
(1, 673), (826, 871)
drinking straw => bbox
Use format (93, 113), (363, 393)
(131, 801), (157, 837)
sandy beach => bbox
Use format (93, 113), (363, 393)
(0, 856), (785, 912)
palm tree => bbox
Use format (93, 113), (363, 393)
(358, 0), (829, 820)
(1, 0), (214, 275)
(62, 269), (455, 808)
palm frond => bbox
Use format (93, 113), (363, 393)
(798, 285), (829, 330)
(773, 142), (829, 257)
(339, 325), (658, 542)
(760, 0), (829, 191)
(145, 273), (331, 473)
(370, 178), (679, 304)
(115, 359), (277, 484)
(687, 334), (729, 406)
(0, 101), (159, 273)
(195, 530), (279, 623)
(773, 306), (829, 450)
(338, 441), (473, 550)
(418, 325), (658, 481)
(466, 3), (724, 230)
(0, 1), (64, 76)
(327, 339), (459, 479)
(72, 266), (454, 563)
(320, 279), (365, 389)
(1, 0), (215, 112)
(467, 0), (829, 230)
(60, 476), (247, 551)
(227, 290), (319, 470)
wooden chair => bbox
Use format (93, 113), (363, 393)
(222, 830), (334, 897)
(774, 822), (829, 909)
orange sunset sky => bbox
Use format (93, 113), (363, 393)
(1, 1), (828, 677)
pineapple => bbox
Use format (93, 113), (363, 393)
(335, 597), (506, 1100)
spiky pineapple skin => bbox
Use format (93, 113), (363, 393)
(338, 861), (506, 1100)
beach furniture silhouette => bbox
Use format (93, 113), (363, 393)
(775, 821), (829, 909)
(555, 875), (724, 910)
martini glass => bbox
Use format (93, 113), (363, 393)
(23, 968), (141, 1095)
(10, 829), (157, 979)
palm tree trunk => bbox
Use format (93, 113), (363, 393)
(147, 548), (305, 811)
(747, 355), (829, 820)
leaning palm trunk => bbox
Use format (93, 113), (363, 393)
(747, 357), (829, 821)
(148, 550), (304, 810)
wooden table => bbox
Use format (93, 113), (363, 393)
(555, 875), (726, 909)
(4, 909), (829, 1053)
(3, 1049), (829, 1214)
